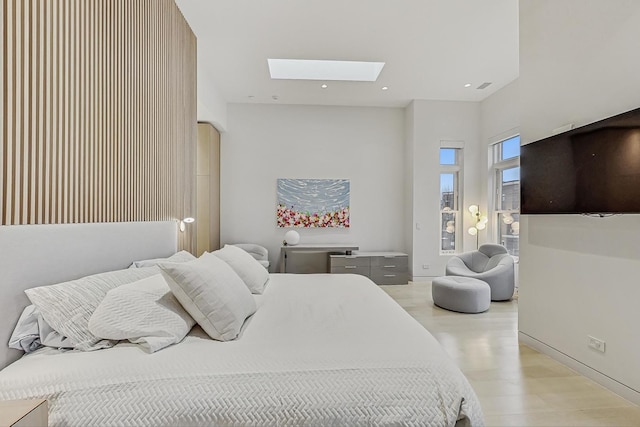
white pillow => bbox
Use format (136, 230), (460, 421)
(25, 267), (160, 351)
(160, 253), (256, 341)
(88, 274), (195, 353)
(130, 250), (196, 268)
(211, 245), (269, 294)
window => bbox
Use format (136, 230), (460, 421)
(494, 136), (520, 162)
(491, 136), (520, 258)
(440, 148), (461, 254)
(439, 148), (457, 165)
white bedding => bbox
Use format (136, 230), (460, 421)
(0, 274), (483, 426)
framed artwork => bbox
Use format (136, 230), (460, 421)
(277, 179), (350, 228)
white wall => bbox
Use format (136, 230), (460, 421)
(220, 104), (406, 270)
(408, 100), (482, 279)
(197, 64), (228, 131)
(519, 0), (640, 399)
(479, 79), (520, 235)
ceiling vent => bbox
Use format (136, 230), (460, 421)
(476, 82), (492, 90)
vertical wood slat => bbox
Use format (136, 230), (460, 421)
(19, 0), (25, 225)
(1, 0), (6, 224)
(11, 0), (19, 225)
(1, 0), (197, 250)
(1, 0), (8, 225)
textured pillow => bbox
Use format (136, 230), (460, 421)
(160, 253), (256, 341)
(88, 274), (195, 353)
(25, 267), (160, 351)
(130, 250), (196, 268)
(211, 245), (269, 294)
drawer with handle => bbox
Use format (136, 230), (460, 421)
(329, 256), (370, 268)
(330, 265), (370, 276)
(329, 255), (370, 277)
(370, 255), (408, 268)
(370, 271), (409, 285)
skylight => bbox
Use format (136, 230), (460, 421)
(268, 59), (385, 82)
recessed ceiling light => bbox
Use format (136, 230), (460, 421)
(381, 86), (388, 91)
(321, 84), (328, 89)
(268, 59), (385, 82)
(464, 83), (472, 88)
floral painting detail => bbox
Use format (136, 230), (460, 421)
(277, 204), (350, 228)
(277, 179), (350, 228)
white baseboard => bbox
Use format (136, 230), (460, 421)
(519, 332), (640, 406)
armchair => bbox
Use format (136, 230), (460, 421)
(445, 244), (514, 301)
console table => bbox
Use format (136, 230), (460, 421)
(330, 251), (409, 285)
(279, 244), (359, 273)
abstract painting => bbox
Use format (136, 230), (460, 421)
(277, 179), (350, 228)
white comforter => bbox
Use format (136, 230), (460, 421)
(0, 274), (483, 426)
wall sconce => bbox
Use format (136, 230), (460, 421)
(467, 205), (488, 248)
(179, 217), (195, 232)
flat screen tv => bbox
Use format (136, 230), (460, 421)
(521, 107), (640, 214)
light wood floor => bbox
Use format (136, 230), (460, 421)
(381, 281), (640, 426)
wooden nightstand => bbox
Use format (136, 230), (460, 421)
(0, 399), (47, 427)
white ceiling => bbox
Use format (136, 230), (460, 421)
(175, 0), (519, 108)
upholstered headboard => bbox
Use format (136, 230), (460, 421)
(0, 221), (178, 370)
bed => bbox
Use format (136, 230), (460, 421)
(0, 222), (483, 426)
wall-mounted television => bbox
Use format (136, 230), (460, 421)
(521, 107), (640, 214)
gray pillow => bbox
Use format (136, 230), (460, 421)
(8, 305), (74, 353)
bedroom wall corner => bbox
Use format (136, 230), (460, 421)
(478, 79), (520, 241)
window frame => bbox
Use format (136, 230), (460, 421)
(439, 145), (463, 255)
(490, 135), (520, 259)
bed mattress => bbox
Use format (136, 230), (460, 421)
(0, 273), (483, 426)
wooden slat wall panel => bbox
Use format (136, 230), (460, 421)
(1, 0), (197, 252)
